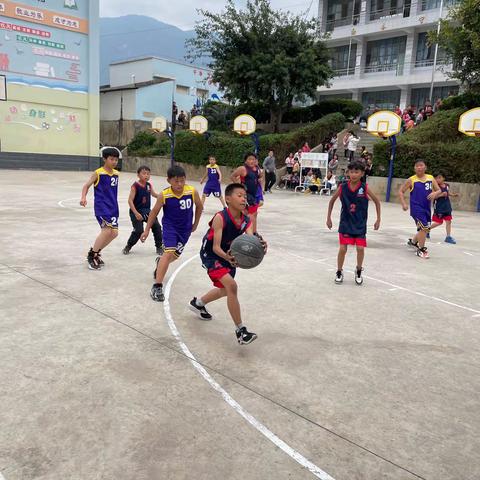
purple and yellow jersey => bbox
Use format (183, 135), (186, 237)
(409, 174), (434, 218)
(94, 167), (119, 217)
(206, 164), (220, 186)
(162, 185), (195, 232)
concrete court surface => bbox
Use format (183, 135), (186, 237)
(1, 169), (480, 480)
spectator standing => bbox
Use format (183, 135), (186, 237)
(343, 131), (351, 158)
(328, 153), (339, 173)
(285, 152), (295, 173)
(424, 103), (434, 120)
(177, 110), (187, 127)
(302, 142), (311, 153)
(330, 134), (338, 156)
(394, 105), (402, 117)
(360, 146), (369, 160)
(415, 108), (424, 125)
(263, 150), (277, 193)
(347, 132), (360, 161)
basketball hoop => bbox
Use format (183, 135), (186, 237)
(458, 108), (480, 137)
(151, 116), (167, 133)
(234, 114), (256, 136)
(366, 111), (401, 138)
(465, 130), (480, 137)
(189, 115), (208, 135)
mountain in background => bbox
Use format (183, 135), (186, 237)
(100, 15), (205, 86)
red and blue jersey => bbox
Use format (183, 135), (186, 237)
(132, 181), (152, 214)
(434, 183), (452, 216)
(409, 174), (433, 218)
(94, 167), (119, 217)
(162, 185), (195, 232)
(241, 164), (259, 206)
(201, 208), (251, 263)
(338, 181), (369, 236)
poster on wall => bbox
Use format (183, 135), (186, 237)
(0, 0), (89, 93)
(0, 74), (6, 100)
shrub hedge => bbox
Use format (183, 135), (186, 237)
(373, 108), (480, 183)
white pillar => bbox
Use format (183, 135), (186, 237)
(317, 0), (327, 34)
(402, 30), (415, 77)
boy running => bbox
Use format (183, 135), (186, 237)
(430, 173), (459, 244)
(231, 153), (263, 233)
(399, 159), (442, 258)
(123, 165), (163, 255)
(141, 165), (203, 301)
(200, 155), (226, 207)
(189, 183), (267, 345)
(326, 161), (381, 285)
(80, 147), (120, 270)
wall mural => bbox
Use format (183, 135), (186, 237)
(0, 0), (88, 93)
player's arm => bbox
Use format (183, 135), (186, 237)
(231, 166), (246, 183)
(191, 189), (203, 233)
(217, 168), (223, 183)
(150, 186), (159, 199)
(428, 178), (442, 201)
(200, 167), (208, 184)
(367, 187), (381, 230)
(80, 172), (97, 206)
(398, 178), (412, 211)
(326, 187), (341, 229)
(141, 193), (164, 242)
(211, 214), (236, 266)
(128, 186), (143, 220)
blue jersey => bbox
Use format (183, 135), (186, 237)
(338, 181), (369, 236)
(206, 164), (220, 186)
(201, 208), (251, 262)
(409, 174), (433, 218)
(434, 183), (452, 216)
(94, 167), (119, 217)
(162, 185), (195, 232)
(241, 164), (259, 206)
(132, 181), (152, 213)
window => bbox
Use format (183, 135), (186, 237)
(415, 32), (448, 67)
(176, 85), (189, 95)
(369, 0), (411, 20)
(421, 0), (457, 10)
(318, 93), (353, 101)
(330, 44), (357, 75)
(326, 0), (361, 31)
(410, 86), (459, 110)
(365, 36), (407, 73)
(361, 90), (401, 112)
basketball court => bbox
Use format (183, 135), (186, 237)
(1, 169), (479, 480)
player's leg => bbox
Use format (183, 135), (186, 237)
(89, 220), (118, 269)
(430, 222), (441, 230)
(444, 220), (456, 243)
(355, 244), (365, 285)
(335, 243), (348, 284)
(150, 251), (176, 301)
(151, 218), (164, 255)
(221, 274), (257, 344)
(124, 211), (143, 254)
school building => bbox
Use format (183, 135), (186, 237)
(0, 0), (99, 170)
(317, 0), (460, 112)
(99, 56), (221, 145)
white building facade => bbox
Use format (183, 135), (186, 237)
(317, 0), (460, 112)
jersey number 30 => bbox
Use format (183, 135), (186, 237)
(179, 198), (192, 210)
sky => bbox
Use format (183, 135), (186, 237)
(99, 0), (317, 30)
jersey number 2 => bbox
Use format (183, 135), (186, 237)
(111, 177), (118, 187)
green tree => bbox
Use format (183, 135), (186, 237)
(429, 0), (480, 91)
(187, 0), (333, 132)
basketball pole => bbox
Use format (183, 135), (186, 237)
(166, 128), (175, 167)
(251, 133), (260, 155)
(385, 134), (396, 202)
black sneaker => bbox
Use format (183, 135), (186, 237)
(87, 248), (100, 270)
(416, 246), (430, 259)
(189, 297), (212, 320)
(122, 245), (131, 255)
(156, 246), (164, 256)
(236, 326), (257, 345)
(96, 250), (105, 266)
(334, 270), (344, 284)
(150, 283), (164, 302)
(407, 238), (419, 249)
(153, 256), (160, 279)
(355, 268), (364, 285)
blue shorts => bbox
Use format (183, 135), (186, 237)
(96, 215), (119, 229)
(412, 213), (431, 231)
(256, 185), (264, 203)
(203, 184), (221, 197)
(163, 226), (191, 257)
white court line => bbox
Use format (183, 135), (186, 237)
(57, 197), (81, 209)
(463, 252), (474, 257)
(280, 249), (480, 317)
(164, 255), (336, 480)
(0, 472), (6, 479)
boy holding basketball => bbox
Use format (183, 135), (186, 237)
(231, 153), (263, 233)
(200, 155), (226, 207)
(189, 183), (266, 345)
(141, 165), (203, 302)
(326, 161), (381, 285)
(399, 159), (442, 258)
(80, 147), (120, 270)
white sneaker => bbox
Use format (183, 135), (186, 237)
(355, 268), (364, 285)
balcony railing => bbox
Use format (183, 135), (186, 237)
(414, 57), (450, 68)
(369, 5), (411, 21)
(364, 61), (405, 75)
(333, 67), (356, 76)
(421, 0), (458, 10)
(326, 14), (360, 32)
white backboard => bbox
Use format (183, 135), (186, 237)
(458, 107), (480, 137)
(367, 110), (401, 137)
(233, 114), (256, 135)
(189, 115), (208, 134)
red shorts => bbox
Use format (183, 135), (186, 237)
(207, 266), (236, 288)
(247, 204), (259, 215)
(432, 214), (452, 224)
(339, 233), (367, 247)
